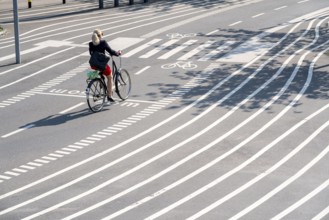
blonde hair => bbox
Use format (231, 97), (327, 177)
(91, 29), (103, 46)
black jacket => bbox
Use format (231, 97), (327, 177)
(89, 40), (119, 56)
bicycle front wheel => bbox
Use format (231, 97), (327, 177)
(115, 69), (131, 100)
(86, 79), (106, 112)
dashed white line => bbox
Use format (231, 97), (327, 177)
(4, 171), (20, 176)
(1, 124), (35, 138)
(59, 102), (85, 114)
(134, 66), (151, 75)
(229, 21), (242, 26)
(12, 168), (27, 173)
(206, 29), (219, 36)
(275, 5), (287, 10)
(20, 165), (35, 170)
(252, 12), (264, 18)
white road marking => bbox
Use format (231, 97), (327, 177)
(178, 40), (215, 60)
(121, 39), (162, 57)
(59, 103), (85, 114)
(198, 41), (235, 61)
(1, 124), (35, 138)
(252, 12), (265, 18)
(312, 205), (329, 220)
(272, 177), (329, 220)
(206, 29), (219, 36)
(139, 39), (179, 58)
(229, 21), (242, 26)
(158, 39), (197, 59)
(27, 21), (306, 220)
(275, 5), (288, 10)
(134, 66), (150, 75)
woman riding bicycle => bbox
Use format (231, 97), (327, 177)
(89, 29), (121, 103)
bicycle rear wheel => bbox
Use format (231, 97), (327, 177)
(115, 69), (131, 100)
(86, 79), (106, 112)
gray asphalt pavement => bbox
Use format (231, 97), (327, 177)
(0, 0), (329, 219)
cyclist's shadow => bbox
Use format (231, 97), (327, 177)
(21, 107), (101, 128)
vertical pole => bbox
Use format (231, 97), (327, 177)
(144, 0), (148, 3)
(114, 0), (119, 7)
(99, 0), (104, 9)
(28, 0), (32, 8)
(13, 0), (21, 64)
(63, 0), (66, 4)
(129, 0), (134, 5)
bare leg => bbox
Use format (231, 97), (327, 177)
(107, 75), (113, 98)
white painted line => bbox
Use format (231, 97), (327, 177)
(272, 178), (329, 220)
(128, 117), (142, 121)
(229, 21), (242, 26)
(134, 66), (151, 75)
(8, 99), (20, 102)
(4, 171), (20, 176)
(42, 156), (57, 161)
(67, 145), (84, 149)
(62, 148), (77, 152)
(108, 127), (122, 130)
(3, 101), (15, 104)
(27, 162), (42, 167)
(178, 40), (215, 60)
(80, 140), (95, 144)
(312, 205), (329, 220)
(206, 29), (219, 36)
(86, 137), (101, 141)
(59, 102), (85, 114)
(119, 21), (319, 220)
(34, 159), (50, 164)
(0, 47), (76, 90)
(118, 122), (132, 126)
(74, 142), (89, 146)
(92, 134), (106, 138)
(140, 39), (179, 58)
(55, 151), (71, 155)
(103, 129), (117, 133)
(188, 36), (329, 220)
(298, 0), (309, 3)
(48, 153), (64, 158)
(0, 175), (11, 180)
(12, 168), (27, 173)
(113, 124), (128, 128)
(142, 109), (157, 113)
(275, 5), (287, 10)
(0, 45), (47, 62)
(252, 13), (265, 18)
(20, 165), (35, 170)
(1, 124), (35, 138)
(158, 39), (198, 59)
(122, 120), (137, 123)
(97, 132), (112, 136)
(122, 39), (162, 58)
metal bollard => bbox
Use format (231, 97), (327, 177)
(114, 0), (119, 7)
(28, 0), (32, 8)
(63, 0), (66, 4)
(99, 0), (104, 8)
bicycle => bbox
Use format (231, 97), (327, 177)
(85, 54), (131, 113)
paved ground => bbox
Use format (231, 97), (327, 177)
(0, 0), (329, 219)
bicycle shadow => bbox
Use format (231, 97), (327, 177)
(20, 107), (101, 128)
